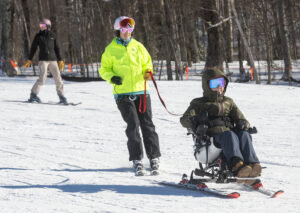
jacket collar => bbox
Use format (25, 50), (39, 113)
(116, 36), (132, 47)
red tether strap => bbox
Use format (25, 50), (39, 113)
(138, 79), (147, 113)
(148, 71), (183, 116)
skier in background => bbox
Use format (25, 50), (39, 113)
(180, 68), (261, 185)
(99, 16), (161, 175)
(22, 18), (67, 104)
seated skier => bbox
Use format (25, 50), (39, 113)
(180, 68), (261, 184)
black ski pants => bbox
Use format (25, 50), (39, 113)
(116, 94), (161, 161)
(213, 130), (260, 165)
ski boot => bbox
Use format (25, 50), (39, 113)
(28, 92), (41, 103)
(58, 95), (68, 105)
(150, 158), (159, 176)
(250, 163), (262, 177)
(133, 160), (146, 176)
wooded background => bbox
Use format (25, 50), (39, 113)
(0, 0), (299, 83)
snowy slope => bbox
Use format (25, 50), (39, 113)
(0, 76), (299, 213)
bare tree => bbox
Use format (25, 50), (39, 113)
(199, 0), (224, 70)
(277, 0), (293, 81)
(2, 0), (300, 81)
(231, 0), (260, 83)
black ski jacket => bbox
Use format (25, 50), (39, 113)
(28, 30), (62, 61)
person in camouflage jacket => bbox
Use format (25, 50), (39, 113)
(180, 68), (261, 183)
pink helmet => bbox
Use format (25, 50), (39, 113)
(40, 18), (51, 27)
(113, 16), (135, 30)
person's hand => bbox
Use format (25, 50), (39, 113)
(144, 70), (152, 80)
(190, 111), (208, 127)
(236, 120), (249, 131)
(22, 60), (31, 68)
(58, 60), (64, 71)
(111, 76), (122, 85)
(195, 124), (208, 139)
(190, 111), (209, 137)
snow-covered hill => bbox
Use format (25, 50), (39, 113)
(0, 77), (299, 213)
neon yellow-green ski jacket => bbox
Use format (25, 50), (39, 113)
(99, 37), (153, 95)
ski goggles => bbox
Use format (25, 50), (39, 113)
(39, 24), (47, 28)
(120, 18), (135, 28)
(209, 77), (225, 89)
(120, 27), (134, 33)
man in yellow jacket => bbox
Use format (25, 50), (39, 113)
(99, 16), (161, 176)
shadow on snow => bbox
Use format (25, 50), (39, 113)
(51, 167), (133, 173)
(0, 183), (214, 198)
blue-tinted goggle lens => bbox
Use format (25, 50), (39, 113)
(209, 78), (225, 89)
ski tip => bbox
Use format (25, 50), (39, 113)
(271, 190), (284, 198)
(227, 192), (240, 199)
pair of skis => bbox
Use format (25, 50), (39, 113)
(7, 100), (82, 106)
(158, 175), (283, 199)
(31, 101), (82, 106)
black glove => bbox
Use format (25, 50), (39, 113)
(190, 111), (209, 138)
(236, 120), (249, 131)
(111, 76), (122, 85)
(190, 111), (208, 128)
(195, 124), (208, 139)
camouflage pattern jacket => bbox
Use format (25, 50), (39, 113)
(180, 68), (250, 136)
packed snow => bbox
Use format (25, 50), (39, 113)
(0, 75), (299, 213)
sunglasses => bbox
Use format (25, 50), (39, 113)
(40, 24), (47, 28)
(209, 77), (225, 89)
(120, 27), (134, 33)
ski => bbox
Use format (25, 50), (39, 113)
(240, 179), (284, 198)
(44, 101), (82, 106)
(158, 181), (240, 199)
(5, 100), (82, 106)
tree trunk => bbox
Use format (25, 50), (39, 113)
(36, 0), (43, 19)
(224, 0), (233, 62)
(140, 0), (155, 57)
(286, 0), (297, 59)
(178, 1), (188, 63)
(0, 0), (11, 73)
(72, 0), (84, 75)
(231, 0), (260, 83)
(199, 0), (224, 70)
(277, 0), (292, 81)
(20, 0), (31, 59)
(237, 31), (246, 81)
(48, 0), (57, 35)
(164, 0), (182, 80)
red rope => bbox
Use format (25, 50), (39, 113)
(148, 72), (183, 116)
(139, 79), (147, 114)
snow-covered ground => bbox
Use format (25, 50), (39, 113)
(0, 76), (299, 213)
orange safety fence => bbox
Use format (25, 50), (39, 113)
(185, 66), (189, 80)
(10, 60), (17, 68)
(1, 59), (300, 76)
(68, 64), (72, 73)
